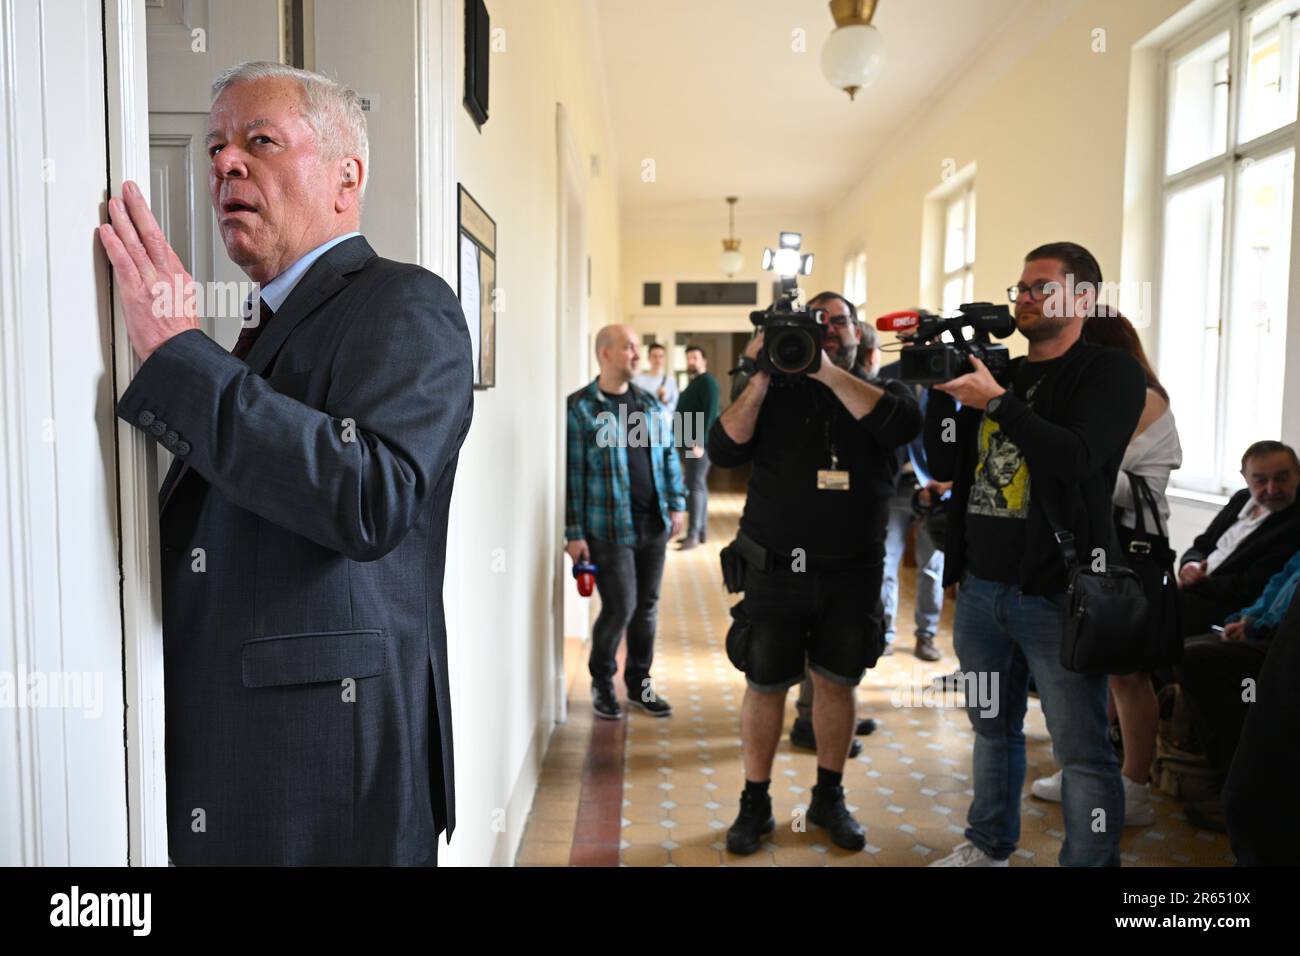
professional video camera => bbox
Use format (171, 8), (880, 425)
(875, 302), (1016, 386)
(742, 232), (826, 383)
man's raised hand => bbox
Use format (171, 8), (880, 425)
(97, 179), (200, 361)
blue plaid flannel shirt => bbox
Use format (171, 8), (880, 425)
(565, 378), (687, 544)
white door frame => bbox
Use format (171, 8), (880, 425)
(554, 102), (588, 726)
(105, 0), (169, 868)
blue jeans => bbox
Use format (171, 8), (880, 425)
(881, 497), (944, 645)
(954, 573), (1123, 866)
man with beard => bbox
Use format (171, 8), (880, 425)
(708, 290), (922, 854)
(924, 242), (1146, 867)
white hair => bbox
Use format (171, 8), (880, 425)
(210, 61), (369, 203)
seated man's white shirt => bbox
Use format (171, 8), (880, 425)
(1206, 498), (1270, 574)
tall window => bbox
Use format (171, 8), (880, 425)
(1159, 0), (1298, 493)
(842, 250), (868, 310)
(942, 184), (976, 315)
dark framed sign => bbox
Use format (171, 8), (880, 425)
(457, 184), (497, 389)
(464, 0), (490, 128)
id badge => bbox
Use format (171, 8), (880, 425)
(817, 469), (850, 491)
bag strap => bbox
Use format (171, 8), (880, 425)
(1126, 470), (1149, 537)
(1129, 472), (1168, 539)
(1036, 485), (1080, 571)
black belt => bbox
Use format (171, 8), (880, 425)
(733, 530), (875, 573)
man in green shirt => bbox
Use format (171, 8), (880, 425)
(676, 345), (721, 549)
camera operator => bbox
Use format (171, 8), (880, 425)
(924, 242), (1146, 867)
(708, 290), (922, 854)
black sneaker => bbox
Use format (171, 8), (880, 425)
(626, 686), (673, 717)
(789, 717), (863, 758)
(807, 784), (867, 851)
(855, 718), (878, 736)
(725, 791), (775, 855)
(592, 684), (622, 720)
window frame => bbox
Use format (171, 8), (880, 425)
(940, 182), (976, 315)
(842, 249), (868, 311)
(1156, 0), (1299, 495)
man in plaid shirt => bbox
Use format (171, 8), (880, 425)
(566, 325), (687, 719)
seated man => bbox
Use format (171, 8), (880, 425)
(1177, 547), (1300, 830)
(1177, 441), (1300, 636)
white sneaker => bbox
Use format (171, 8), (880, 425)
(1123, 776), (1155, 827)
(929, 842), (1009, 867)
(1031, 769), (1063, 802)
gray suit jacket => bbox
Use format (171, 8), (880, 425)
(116, 235), (473, 865)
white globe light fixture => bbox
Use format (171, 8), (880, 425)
(719, 196), (744, 277)
(821, 0), (885, 101)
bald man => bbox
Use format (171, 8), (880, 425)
(565, 325), (687, 719)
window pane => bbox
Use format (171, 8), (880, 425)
(964, 270), (974, 305)
(855, 252), (868, 306)
(1221, 149), (1294, 488)
(943, 197), (966, 274)
(1240, 0), (1300, 142)
(1159, 177), (1225, 488)
(946, 278), (967, 316)
(1167, 31), (1231, 174)
(965, 190), (977, 266)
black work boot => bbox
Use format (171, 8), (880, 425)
(807, 784), (867, 851)
(725, 790), (775, 855)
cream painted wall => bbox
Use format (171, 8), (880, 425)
(447, 0), (621, 867)
(820, 0), (1190, 325)
(623, 221), (827, 350)
(812, 0), (1300, 553)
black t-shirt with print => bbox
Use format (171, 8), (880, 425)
(963, 355), (1067, 583)
(601, 388), (657, 516)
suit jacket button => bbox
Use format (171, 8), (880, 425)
(138, 410), (155, 427)
(149, 421), (166, 437)
(175, 440), (191, 456)
(164, 430), (179, 447)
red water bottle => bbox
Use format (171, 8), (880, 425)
(573, 560), (598, 597)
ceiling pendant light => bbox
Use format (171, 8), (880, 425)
(821, 0), (886, 101)
(719, 196), (744, 277)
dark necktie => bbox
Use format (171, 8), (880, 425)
(161, 298), (276, 510)
(233, 297), (276, 359)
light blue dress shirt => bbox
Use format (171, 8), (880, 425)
(257, 231), (362, 313)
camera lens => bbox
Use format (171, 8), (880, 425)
(769, 328), (813, 374)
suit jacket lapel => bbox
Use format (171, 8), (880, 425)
(245, 235), (377, 377)
(160, 236), (377, 512)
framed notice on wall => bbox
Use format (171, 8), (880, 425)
(457, 184), (496, 389)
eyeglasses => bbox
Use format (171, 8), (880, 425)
(1007, 280), (1058, 303)
(824, 314), (854, 328)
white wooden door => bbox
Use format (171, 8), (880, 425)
(0, 0), (130, 866)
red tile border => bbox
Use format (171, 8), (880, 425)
(569, 650), (628, 866)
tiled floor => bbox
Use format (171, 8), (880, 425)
(516, 492), (1234, 867)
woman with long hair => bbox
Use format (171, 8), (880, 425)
(1031, 307), (1182, 827)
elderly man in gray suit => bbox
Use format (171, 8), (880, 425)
(97, 61), (473, 865)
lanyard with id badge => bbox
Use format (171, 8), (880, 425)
(816, 418), (850, 491)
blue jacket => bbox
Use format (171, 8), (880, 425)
(1229, 549), (1300, 638)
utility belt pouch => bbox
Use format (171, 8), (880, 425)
(719, 543), (747, 593)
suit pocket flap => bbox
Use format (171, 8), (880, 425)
(241, 629), (387, 688)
